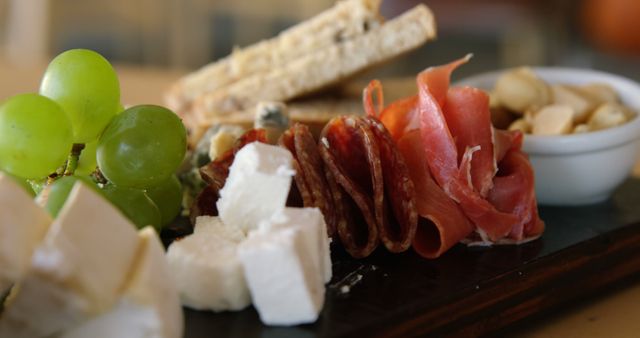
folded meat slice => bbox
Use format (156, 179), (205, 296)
(364, 79), (419, 142)
(367, 55), (544, 251)
(417, 57), (519, 241)
(397, 130), (473, 258)
(488, 150), (544, 241)
(319, 116), (417, 257)
(279, 124), (338, 237)
(494, 128), (524, 163)
(362, 117), (418, 253)
(444, 87), (496, 196)
(319, 116), (380, 258)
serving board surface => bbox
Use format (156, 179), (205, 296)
(172, 178), (640, 338)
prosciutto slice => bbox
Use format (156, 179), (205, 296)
(364, 55), (544, 257)
(397, 130), (473, 258)
(319, 116), (418, 257)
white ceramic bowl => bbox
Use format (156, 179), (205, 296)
(458, 67), (640, 206)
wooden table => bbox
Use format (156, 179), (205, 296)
(2, 58), (640, 337)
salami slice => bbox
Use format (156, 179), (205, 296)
(362, 117), (418, 253)
(320, 116), (380, 258)
(279, 124), (338, 237)
(319, 115), (418, 257)
(190, 184), (219, 224)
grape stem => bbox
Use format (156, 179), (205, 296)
(92, 168), (108, 185)
(63, 143), (85, 176)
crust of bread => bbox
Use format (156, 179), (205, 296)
(192, 4), (435, 123)
(165, 0), (382, 113)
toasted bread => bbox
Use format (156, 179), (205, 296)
(165, 0), (383, 114)
(192, 4), (436, 122)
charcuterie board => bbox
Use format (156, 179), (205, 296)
(162, 177), (640, 338)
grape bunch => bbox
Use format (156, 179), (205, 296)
(0, 49), (187, 230)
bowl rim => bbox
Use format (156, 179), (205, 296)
(457, 66), (640, 155)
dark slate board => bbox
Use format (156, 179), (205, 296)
(171, 178), (640, 338)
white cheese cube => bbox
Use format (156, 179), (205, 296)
(0, 174), (51, 294)
(61, 227), (183, 338)
(238, 208), (328, 326)
(264, 208), (332, 283)
(166, 216), (250, 312)
(0, 183), (140, 338)
(217, 142), (295, 234)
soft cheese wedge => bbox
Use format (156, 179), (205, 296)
(0, 174), (51, 296)
(238, 207), (329, 326)
(0, 183), (140, 338)
(166, 216), (250, 311)
(61, 227), (184, 338)
(217, 142), (295, 233)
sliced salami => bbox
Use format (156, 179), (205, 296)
(319, 116), (380, 258)
(319, 115), (418, 257)
(279, 124), (338, 237)
(362, 117), (418, 253)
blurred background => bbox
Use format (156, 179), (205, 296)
(1, 0), (639, 82)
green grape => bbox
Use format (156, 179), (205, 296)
(97, 105), (187, 189)
(2, 171), (35, 196)
(101, 184), (161, 230)
(76, 140), (98, 175)
(42, 176), (99, 218)
(0, 94), (73, 179)
(40, 49), (120, 143)
(145, 175), (183, 226)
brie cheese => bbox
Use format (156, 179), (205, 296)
(166, 216), (250, 312)
(0, 183), (140, 338)
(216, 142), (294, 233)
(238, 208), (328, 326)
(0, 174), (51, 295)
(61, 227), (183, 338)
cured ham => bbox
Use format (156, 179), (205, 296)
(364, 55), (544, 257)
(319, 116), (418, 257)
(397, 130), (473, 258)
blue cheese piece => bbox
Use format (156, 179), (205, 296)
(254, 101), (290, 144)
(0, 183), (141, 338)
(216, 142), (295, 234)
(166, 216), (250, 312)
(238, 207), (329, 326)
(61, 227), (183, 338)
(0, 174), (51, 296)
